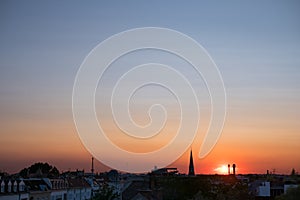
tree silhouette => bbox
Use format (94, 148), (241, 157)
(276, 186), (300, 200)
(92, 183), (119, 200)
(19, 162), (59, 178)
(290, 168), (296, 176)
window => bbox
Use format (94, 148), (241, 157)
(13, 181), (18, 192)
(8, 181), (12, 192)
(1, 181), (5, 193)
(19, 180), (25, 192)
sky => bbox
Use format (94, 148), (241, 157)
(0, 0), (300, 174)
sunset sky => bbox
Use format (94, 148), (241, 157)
(1, 1), (300, 174)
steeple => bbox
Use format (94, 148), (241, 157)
(188, 149), (195, 176)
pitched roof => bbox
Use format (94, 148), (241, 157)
(67, 178), (91, 189)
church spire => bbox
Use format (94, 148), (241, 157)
(188, 149), (195, 176)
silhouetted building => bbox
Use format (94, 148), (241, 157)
(122, 179), (162, 200)
(188, 150), (195, 176)
(67, 178), (92, 200)
(0, 179), (29, 200)
(151, 168), (178, 176)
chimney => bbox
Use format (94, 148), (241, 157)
(228, 164), (230, 175)
(232, 164), (236, 175)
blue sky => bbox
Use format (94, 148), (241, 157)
(1, 1), (299, 93)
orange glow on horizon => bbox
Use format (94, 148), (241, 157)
(214, 165), (229, 174)
(1, 107), (300, 175)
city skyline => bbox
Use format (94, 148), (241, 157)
(1, 1), (300, 175)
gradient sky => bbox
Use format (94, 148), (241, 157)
(1, 0), (300, 174)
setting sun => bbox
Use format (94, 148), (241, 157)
(214, 165), (229, 174)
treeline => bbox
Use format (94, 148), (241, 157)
(19, 162), (59, 178)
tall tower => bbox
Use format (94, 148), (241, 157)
(228, 164), (230, 175)
(232, 164), (236, 175)
(91, 157), (94, 175)
(188, 150), (195, 176)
